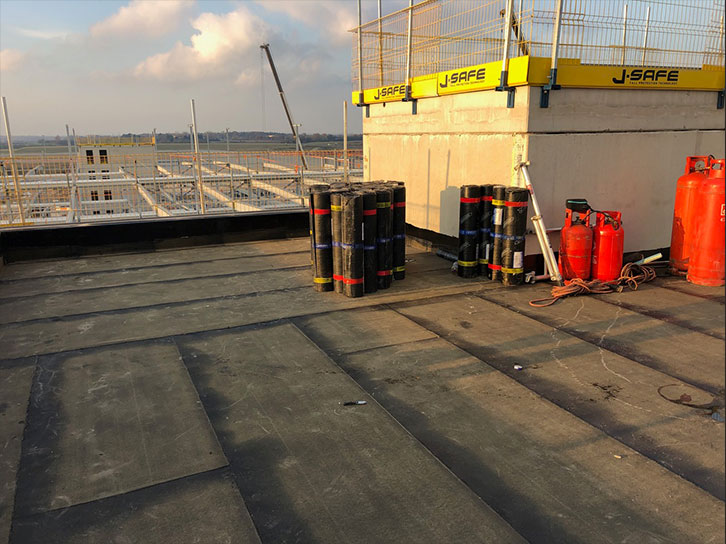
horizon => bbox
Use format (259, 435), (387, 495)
(0, 0), (406, 136)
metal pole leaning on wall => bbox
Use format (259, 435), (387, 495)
(404, 0), (414, 101)
(1, 96), (25, 224)
(541, 0), (563, 108)
(518, 163), (563, 286)
(190, 99), (206, 214)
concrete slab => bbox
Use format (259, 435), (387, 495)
(0, 267), (310, 325)
(176, 322), (525, 544)
(0, 251), (310, 299)
(294, 307), (436, 357)
(331, 337), (725, 544)
(0, 238), (310, 281)
(14, 340), (227, 516)
(0, 268), (495, 361)
(0, 247), (443, 300)
(604, 283), (725, 339)
(0, 363), (35, 544)
(394, 295), (725, 500)
(0, 252), (447, 324)
(11, 468), (261, 544)
(480, 284), (725, 395)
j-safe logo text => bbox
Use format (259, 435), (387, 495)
(373, 84), (406, 100)
(439, 67), (487, 89)
(611, 68), (679, 84)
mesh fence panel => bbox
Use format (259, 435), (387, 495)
(352, 0), (725, 89)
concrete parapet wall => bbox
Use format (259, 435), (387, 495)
(528, 88), (723, 133)
(528, 129), (724, 252)
(362, 85), (725, 253)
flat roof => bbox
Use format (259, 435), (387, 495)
(0, 238), (724, 543)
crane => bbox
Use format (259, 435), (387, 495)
(260, 43), (308, 170)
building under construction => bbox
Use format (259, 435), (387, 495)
(352, 0), (724, 253)
(0, 1), (724, 543)
(1, 135), (361, 227)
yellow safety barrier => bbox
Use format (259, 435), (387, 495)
(353, 54), (725, 105)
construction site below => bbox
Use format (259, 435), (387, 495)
(0, 148), (363, 229)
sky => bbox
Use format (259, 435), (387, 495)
(0, 0), (403, 136)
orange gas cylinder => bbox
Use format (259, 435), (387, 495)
(670, 156), (711, 273)
(591, 211), (624, 282)
(688, 159), (725, 286)
(559, 199), (593, 280)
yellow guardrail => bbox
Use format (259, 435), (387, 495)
(352, 55), (725, 104)
(352, 0), (725, 105)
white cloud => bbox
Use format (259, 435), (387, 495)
(134, 6), (267, 82)
(15, 28), (69, 40)
(258, 1), (356, 45)
(90, 0), (194, 39)
(0, 49), (25, 72)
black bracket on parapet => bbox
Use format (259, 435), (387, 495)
(540, 68), (561, 108)
(495, 70), (516, 109)
(356, 102), (370, 118)
(354, 92), (370, 118)
(403, 85), (418, 115)
(718, 90), (724, 110)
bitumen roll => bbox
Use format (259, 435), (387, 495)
(308, 185), (318, 279)
(376, 188), (394, 289)
(457, 185), (481, 278)
(489, 185), (507, 282)
(310, 185), (333, 292)
(502, 186), (529, 287)
(341, 192), (364, 298)
(362, 190), (378, 294)
(479, 184), (493, 279)
(331, 192), (344, 293)
(392, 185), (406, 280)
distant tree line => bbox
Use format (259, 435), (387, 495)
(132, 131), (362, 144)
(6, 131), (363, 146)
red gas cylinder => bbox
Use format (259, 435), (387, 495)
(559, 199), (593, 280)
(688, 159), (725, 287)
(591, 211), (624, 282)
(670, 156), (711, 273)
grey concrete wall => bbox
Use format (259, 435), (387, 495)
(525, 87), (725, 252)
(363, 89), (529, 237)
(362, 85), (725, 253)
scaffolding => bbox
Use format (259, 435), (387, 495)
(352, 0), (725, 100)
(0, 150), (363, 228)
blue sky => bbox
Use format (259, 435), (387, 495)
(0, 0), (397, 136)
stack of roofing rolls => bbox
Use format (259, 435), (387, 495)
(308, 181), (406, 297)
